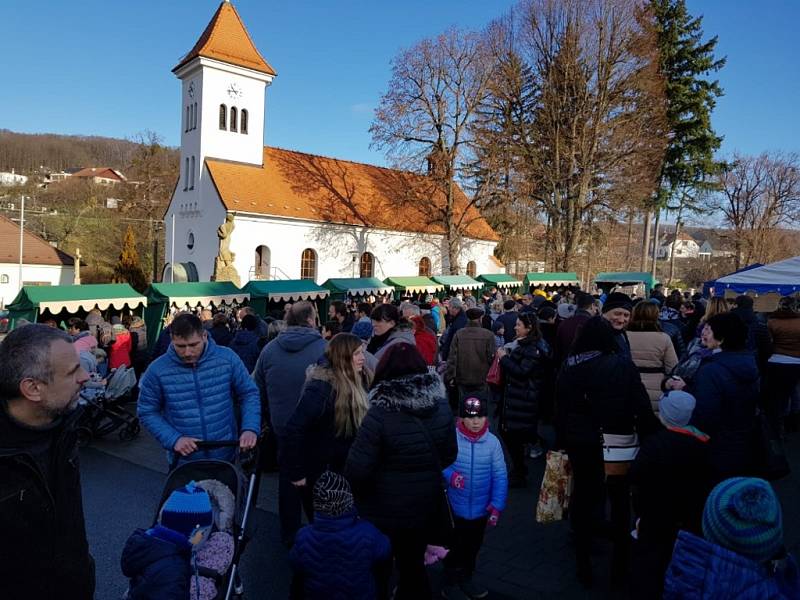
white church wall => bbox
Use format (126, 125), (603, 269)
(0, 263), (74, 308)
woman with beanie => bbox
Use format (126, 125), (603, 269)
(664, 477), (800, 599)
(629, 390), (711, 597)
(667, 312), (760, 482)
(345, 342), (456, 600)
(627, 301), (678, 414)
(284, 333), (372, 501)
(496, 312), (551, 487)
(366, 304), (416, 361)
(555, 317), (660, 587)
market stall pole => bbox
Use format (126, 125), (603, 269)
(143, 282), (249, 348)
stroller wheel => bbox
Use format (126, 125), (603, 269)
(118, 422), (141, 442)
(76, 426), (93, 447)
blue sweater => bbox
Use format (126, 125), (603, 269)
(289, 509), (391, 600)
(138, 336), (261, 462)
(665, 530), (800, 599)
(443, 426), (508, 520)
(229, 329), (261, 373)
(252, 326), (327, 436)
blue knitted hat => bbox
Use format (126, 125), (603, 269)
(660, 391), (696, 427)
(351, 320), (373, 342)
(159, 481), (213, 541)
(702, 477), (783, 563)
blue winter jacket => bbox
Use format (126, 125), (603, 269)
(664, 530), (800, 599)
(289, 509), (391, 600)
(252, 326), (327, 436)
(121, 526), (191, 600)
(229, 329), (261, 373)
(443, 426), (508, 520)
(138, 336), (261, 462)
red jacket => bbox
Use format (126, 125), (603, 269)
(108, 330), (133, 369)
(411, 316), (437, 365)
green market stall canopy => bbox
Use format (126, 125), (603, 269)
(523, 272), (580, 289)
(430, 275), (483, 291)
(322, 278), (395, 298)
(243, 279), (329, 315)
(7, 283), (147, 326)
(477, 274), (523, 290)
(594, 271), (658, 294)
(383, 276), (444, 294)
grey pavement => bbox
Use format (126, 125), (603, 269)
(84, 411), (800, 600)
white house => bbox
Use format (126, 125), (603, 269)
(657, 232), (701, 260)
(0, 215), (75, 308)
(163, 0), (501, 284)
(0, 170), (28, 186)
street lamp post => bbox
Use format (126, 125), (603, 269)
(17, 195), (25, 292)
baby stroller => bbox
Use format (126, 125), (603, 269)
(76, 364), (140, 445)
(156, 441), (260, 600)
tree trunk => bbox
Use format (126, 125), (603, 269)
(651, 208), (661, 280)
(641, 210), (652, 271)
(667, 215), (683, 285)
(624, 209), (635, 270)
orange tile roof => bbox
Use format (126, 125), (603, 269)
(173, 1), (276, 76)
(71, 167), (125, 181)
(0, 215), (74, 266)
(205, 147), (499, 242)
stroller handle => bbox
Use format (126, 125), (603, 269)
(195, 440), (242, 449)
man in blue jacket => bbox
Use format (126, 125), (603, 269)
(253, 301), (326, 545)
(138, 313), (261, 465)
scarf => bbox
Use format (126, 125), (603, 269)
(457, 418), (489, 442)
(667, 425), (710, 443)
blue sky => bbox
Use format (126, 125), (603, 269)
(1, 0), (797, 167)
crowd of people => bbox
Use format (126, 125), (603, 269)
(1, 281), (799, 599)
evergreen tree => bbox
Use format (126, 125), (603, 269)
(113, 225), (148, 292)
(648, 0), (725, 280)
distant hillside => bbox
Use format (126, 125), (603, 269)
(0, 129), (175, 174)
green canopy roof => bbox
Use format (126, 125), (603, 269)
(322, 278), (394, 296)
(594, 271), (657, 288)
(430, 275), (483, 291)
(524, 272), (579, 287)
(146, 282), (249, 307)
(383, 276), (444, 294)
(7, 284), (147, 314)
(476, 274), (523, 288)
(243, 279), (329, 302)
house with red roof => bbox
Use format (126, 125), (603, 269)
(164, 0), (500, 284)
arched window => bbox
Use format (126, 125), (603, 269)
(219, 104), (227, 130)
(300, 248), (317, 280)
(240, 109), (248, 134)
(418, 256), (431, 277)
(0, 274), (8, 284)
(230, 107), (238, 132)
(189, 156), (195, 190)
(184, 157), (189, 191)
(187, 232), (195, 251)
(255, 245), (271, 279)
(466, 260), (477, 278)
(193, 102), (197, 129)
(185, 106), (190, 132)
(359, 252), (374, 278)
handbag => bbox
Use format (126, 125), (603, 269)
(535, 450), (573, 523)
(411, 416), (455, 546)
(602, 432), (639, 476)
(486, 352), (503, 386)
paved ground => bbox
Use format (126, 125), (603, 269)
(84, 409), (800, 599)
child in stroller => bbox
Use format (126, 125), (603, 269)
(121, 480), (237, 600)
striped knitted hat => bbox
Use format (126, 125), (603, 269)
(702, 477), (783, 563)
(159, 481), (213, 540)
(313, 471), (353, 517)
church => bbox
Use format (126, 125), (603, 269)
(164, 1), (502, 285)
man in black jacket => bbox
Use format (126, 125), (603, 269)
(0, 324), (94, 600)
(731, 294), (772, 373)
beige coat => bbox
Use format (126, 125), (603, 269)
(628, 331), (678, 413)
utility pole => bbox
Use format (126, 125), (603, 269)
(17, 195), (25, 292)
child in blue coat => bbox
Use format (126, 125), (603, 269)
(290, 470), (391, 600)
(442, 392), (508, 599)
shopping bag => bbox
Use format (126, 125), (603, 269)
(486, 352), (503, 386)
(535, 450), (573, 524)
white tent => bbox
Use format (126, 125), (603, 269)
(714, 256), (800, 295)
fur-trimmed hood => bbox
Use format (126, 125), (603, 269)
(368, 372), (446, 414)
(305, 362), (334, 384)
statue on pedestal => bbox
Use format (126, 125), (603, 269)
(74, 248), (82, 285)
(213, 213), (241, 286)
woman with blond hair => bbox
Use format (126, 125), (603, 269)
(283, 333), (372, 512)
(627, 301), (678, 413)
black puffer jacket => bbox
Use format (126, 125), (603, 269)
(345, 372), (457, 533)
(555, 352), (660, 449)
(0, 404), (95, 600)
(499, 336), (550, 434)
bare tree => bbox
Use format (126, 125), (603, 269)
(714, 152), (800, 269)
(371, 28), (495, 273)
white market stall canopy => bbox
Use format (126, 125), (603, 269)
(714, 256), (800, 295)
